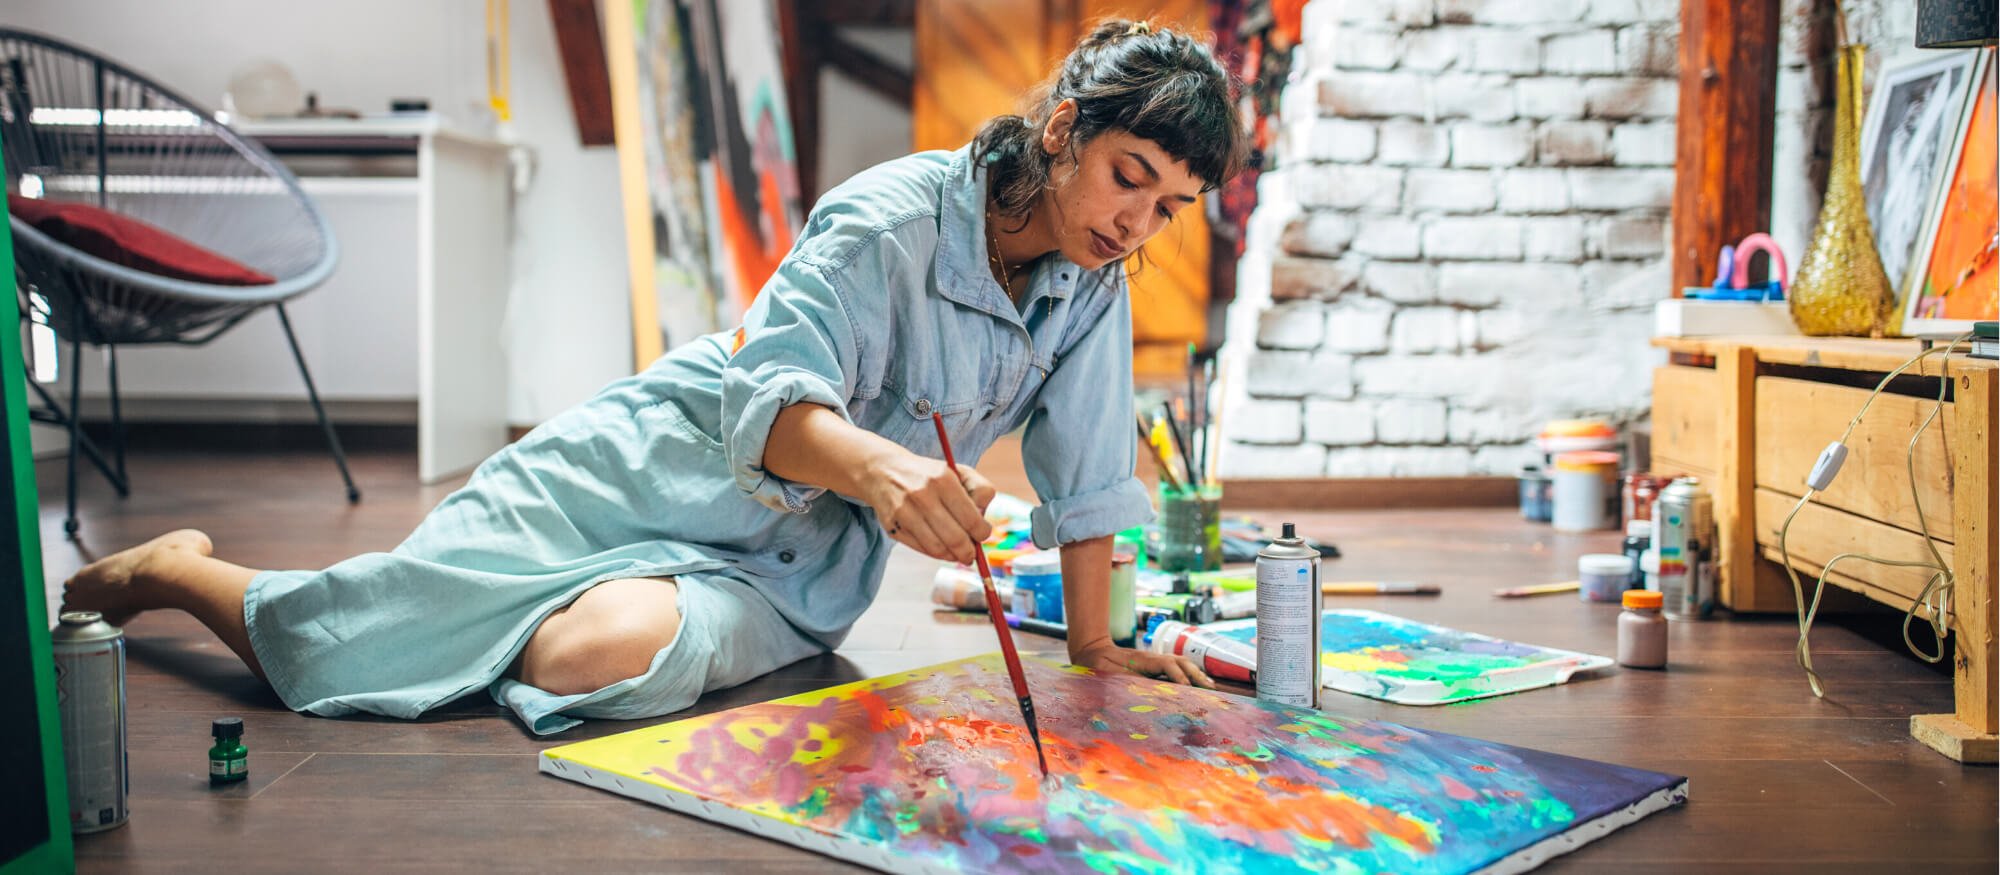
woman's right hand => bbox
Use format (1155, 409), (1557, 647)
(863, 450), (996, 565)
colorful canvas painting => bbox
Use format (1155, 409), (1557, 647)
(1166, 610), (1612, 705)
(542, 654), (1685, 875)
(1907, 51), (1998, 335)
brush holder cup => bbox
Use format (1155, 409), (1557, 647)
(1150, 485), (1223, 573)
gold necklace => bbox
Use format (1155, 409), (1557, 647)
(986, 208), (1018, 301)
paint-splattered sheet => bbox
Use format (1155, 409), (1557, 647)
(1202, 610), (1613, 706)
(542, 654), (1683, 874)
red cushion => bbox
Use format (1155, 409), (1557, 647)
(8, 196), (276, 286)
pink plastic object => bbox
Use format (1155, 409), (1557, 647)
(1730, 232), (1788, 290)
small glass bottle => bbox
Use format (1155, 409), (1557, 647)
(1621, 518), (1652, 590)
(1617, 590), (1668, 669)
(209, 717), (248, 785)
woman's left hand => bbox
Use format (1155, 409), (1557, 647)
(1072, 642), (1214, 689)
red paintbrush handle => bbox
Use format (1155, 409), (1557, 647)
(932, 413), (1033, 700)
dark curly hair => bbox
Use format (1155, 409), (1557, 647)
(971, 19), (1248, 223)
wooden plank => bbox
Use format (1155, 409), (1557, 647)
(1218, 477), (1517, 510)
(1944, 367), (1997, 737)
(1715, 346), (1760, 616)
(602, 0), (663, 370)
(822, 35), (913, 105)
(774, 0), (821, 200)
(1753, 377), (1955, 540)
(1753, 487), (1957, 611)
(545, 0), (616, 146)
(1757, 544), (1950, 621)
(1670, 0), (1779, 292)
(1651, 364), (1722, 471)
(1653, 335), (2000, 373)
(1911, 713), (1999, 764)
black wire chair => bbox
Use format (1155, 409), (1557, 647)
(1, 28), (358, 539)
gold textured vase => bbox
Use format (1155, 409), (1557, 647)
(1790, 44), (1899, 337)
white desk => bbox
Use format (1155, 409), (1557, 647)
(89, 115), (514, 483)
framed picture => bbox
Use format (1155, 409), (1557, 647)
(1905, 49), (1999, 338)
(1, 176), (74, 871)
(1859, 49), (1980, 312)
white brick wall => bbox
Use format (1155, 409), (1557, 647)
(1222, 0), (1675, 478)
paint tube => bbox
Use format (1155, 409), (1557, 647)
(1144, 619), (1255, 684)
(932, 566), (1011, 612)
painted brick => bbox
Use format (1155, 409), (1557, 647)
(1584, 77), (1680, 119)
(1400, 28), (1461, 72)
(1379, 120), (1452, 167)
(1469, 29), (1543, 73)
(1247, 351), (1321, 399)
(1541, 29), (1619, 75)
(1438, 0), (1586, 25)
(1296, 164), (1406, 210)
(1362, 261), (1437, 303)
(1228, 399), (1305, 444)
(1307, 351), (1359, 399)
(1450, 123), (1535, 167)
(1498, 168), (1573, 213)
(1616, 24), (1678, 75)
(1301, 118), (1379, 163)
(1477, 307), (1531, 347)
(1320, 72), (1431, 118)
(1522, 215), (1588, 260)
(1600, 216), (1666, 258)
(1449, 406), (1545, 444)
(1515, 77), (1589, 118)
(1325, 446), (1474, 477)
(1390, 307), (1463, 354)
(1375, 398), (1451, 444)
(1537, 120), (1612, 165)
(1305, 399), (1378, 446)
(1280, 211), (1359, 258)
(1354, 353), (1510, 400)
(1610, 121), (1677, 166)
(1270, 255), (1362, 300)
(1583, 0), (1641, 22)
(1219, 441), (1327, 478)
(1442, 262), (1579, 307)
(1422, 217), (1523, 259)
(1581, 258), (1669, 310)
(1256, 301), (1329, 350)
(1568, 167), (1674, 210)
(1323, 295), (1398, 352)
(1431, 74), (1519, 122)
(1406, 169), (1498, 213)
(1336, 0), (1438, 27)
(1336, 27), (1404, 71)
(1353, 217), (1425, 258)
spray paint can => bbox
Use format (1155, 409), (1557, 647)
(52, 611), (129, 832)
(1255, 523), (1321, 707)
(1655, 478), (1716, 620)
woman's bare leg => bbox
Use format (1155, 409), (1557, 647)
(63, 529), (268, 681)
(509, 577), (682, 696)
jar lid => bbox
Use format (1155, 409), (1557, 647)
(1579, 553), (1635, 575)
(1010, 551), (1062, 574)
(1626, 518), (1653, 537)
(1623, 590), (1664, 609)
(212, 716), (244, 739)
(1553, 450), (1621, 471)
(1539, 419), (1615, 439)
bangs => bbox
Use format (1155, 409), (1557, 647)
(1109, 70), (1243, 192)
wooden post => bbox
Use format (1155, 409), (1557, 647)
(545, 0), (616, 146)
(1913, 365), (1998, 763)
(1670, 0), (1781, 294)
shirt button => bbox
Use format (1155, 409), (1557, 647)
(914, 398), (932, 416)
(778, 549), (796, 564)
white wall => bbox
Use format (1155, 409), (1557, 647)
(4, 0), (631, 426)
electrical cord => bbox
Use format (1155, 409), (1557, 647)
(1777, 333), (1972, 699)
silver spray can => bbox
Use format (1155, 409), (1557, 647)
(52, 610), (128, 832)
(1255, 523), (1321, 707)
(1656, 479), (1716, 620)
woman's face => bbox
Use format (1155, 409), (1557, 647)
(1039, 126), (1206, 271)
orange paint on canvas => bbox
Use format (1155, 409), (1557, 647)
(1918, 59), (1998, 323)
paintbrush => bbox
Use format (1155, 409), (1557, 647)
(1136, 416), (1184, 491)
(931, 412), (1051, 777)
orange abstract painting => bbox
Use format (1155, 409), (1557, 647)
(1912, 55), (1998, 329)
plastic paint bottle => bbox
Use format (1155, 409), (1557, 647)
(1579, 554), (1635, 603)
(1011, 551), (1063, 621)
(1254, 523), (1321, 708)
(1621, 519), (1652, 590)
(1617, 590), (1668, 668)
(209, 718), (248, 785)
(1108, 551), (1138, 647)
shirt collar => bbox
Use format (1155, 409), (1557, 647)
(936, 146), (1082, 320)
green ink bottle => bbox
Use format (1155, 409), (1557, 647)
(209, 717), (248, 785)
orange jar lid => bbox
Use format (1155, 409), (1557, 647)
(1540, 419), (1615, 439)
(1623, 590), (1663, 609)
(1553, 450), (1621, 472)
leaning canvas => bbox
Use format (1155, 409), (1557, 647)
(542, 654), (1685, 875)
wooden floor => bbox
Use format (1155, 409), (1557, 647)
(33, 439), (1998, 874)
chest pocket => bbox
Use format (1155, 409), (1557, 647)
(880, 369), (988, 455)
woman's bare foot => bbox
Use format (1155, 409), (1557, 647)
(63, 529), (215, 626)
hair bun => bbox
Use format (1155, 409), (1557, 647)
(1126, 21), (1150, 36)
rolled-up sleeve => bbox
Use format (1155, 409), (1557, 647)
(719, 256), (862, 514)
(1022, 290), (1154, 548)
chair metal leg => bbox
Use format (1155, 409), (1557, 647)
(27, 377), (125, 494)
(276, 304), (360, 503)
(63, 312), (83, 539)
(105, 341), (128, 488)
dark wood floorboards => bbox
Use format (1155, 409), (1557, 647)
(32, 438), (1998, 874)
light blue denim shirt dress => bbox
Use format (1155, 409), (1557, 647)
(242, 145), (1153, 734)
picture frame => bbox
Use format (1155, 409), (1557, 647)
(0, 166), (75, 872)
(1904, 49), (1998, 338)
(1859, 48), (1980, 316)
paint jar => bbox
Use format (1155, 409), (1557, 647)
(1579, 554), (1635, 603)
(209, 717), (247, 785)
(1551, 451), (1620, 531)
(1010, 550), (1064, 622)
(1617, 589), (1668, 669)
(1536, 419), (1619, 460)
(1108, 549), (1139, 646)
(1621, 519), (1652, 590)
(1151, 485), (1222, 572)
(1517, 465), (1554, 522)
(1621, 473), (1675, 525)
(931, 566), (1010, 611)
